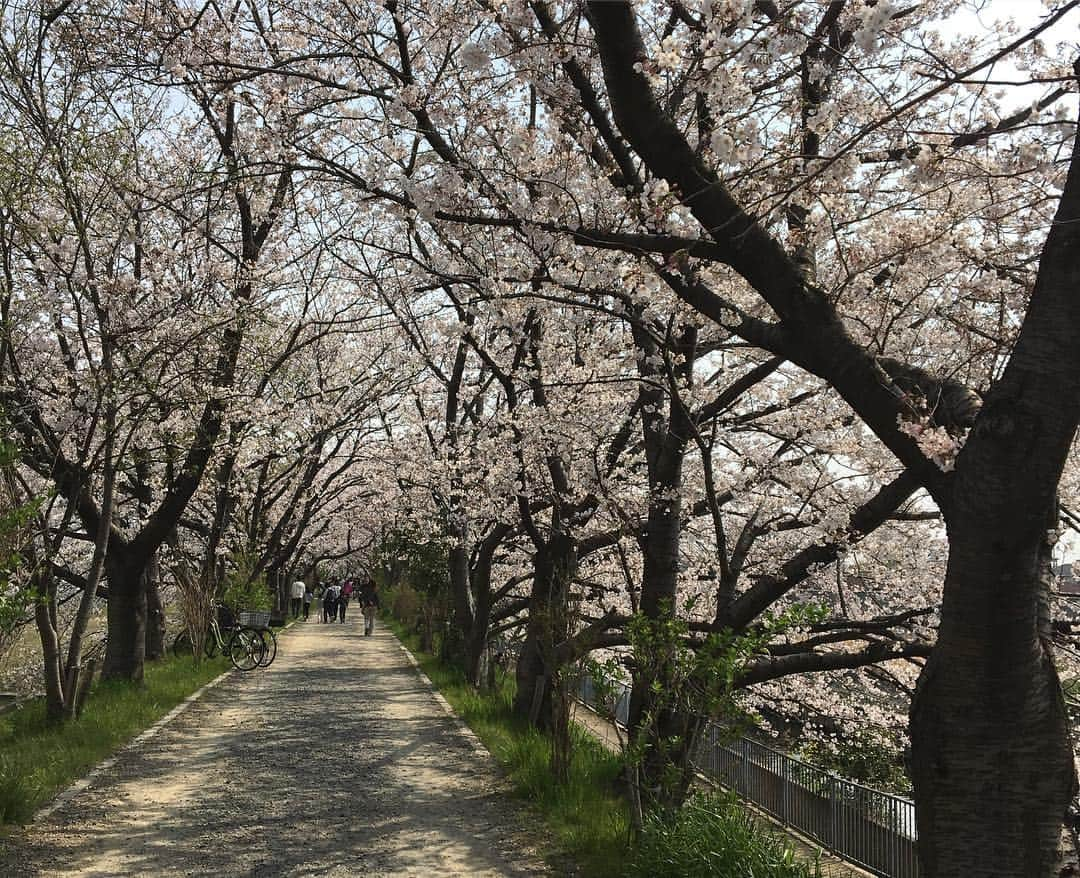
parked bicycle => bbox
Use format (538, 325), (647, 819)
(239, 610), (277, 668)
(172, 606), (275, 671)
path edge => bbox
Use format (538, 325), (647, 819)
(32, 667), (235, 822)
(393, 635), (492, 761)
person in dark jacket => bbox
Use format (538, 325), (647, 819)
(358, 580), (380, 636)
(322, 582), (339, 623)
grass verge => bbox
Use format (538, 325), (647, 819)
(384, 616), (629, 877)
(386, 614), (821, 878)
(0, 654), (229, 824)
(624, 790), (822, 878)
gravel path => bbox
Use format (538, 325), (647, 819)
(3, 619), (552, 877)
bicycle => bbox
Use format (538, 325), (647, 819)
(172, 607), (268, 671)
(237, 610), (277, 669)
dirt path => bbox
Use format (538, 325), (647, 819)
(3, 619), (551, 877)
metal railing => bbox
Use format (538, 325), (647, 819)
(575, 674), (919, 878)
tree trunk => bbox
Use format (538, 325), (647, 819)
(102, 555), (147, 683)
(464, 605), (491, 687)
(513, 533), (576, 727)
(265, 563), (283, 615)
(144, 552), (165, 661)
(550, 668), (572, 784)
(461, 524), (505, 686)
(628, 408), (692, 809)
(910, 501), (1076, 877)
(448, 526), (475, 664)
(35, 595), (65, 724)
(464, 557), (495, 687)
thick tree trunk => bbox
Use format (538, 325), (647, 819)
(626, 335), (692, 808)
(512, 533), (576, 727)
(464, 589), (492, 687)
(514, 633), (552, 724)
(102, 555), (147, 683)
(459, 524), (505, 686)
(911, 511), (1075, 876)
(464, 542), (499, 686)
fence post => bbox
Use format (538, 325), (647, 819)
(782, 752), (790, 825)
(741, 738), (750, 797)
(829, 773), (839, 855)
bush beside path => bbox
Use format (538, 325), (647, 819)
(1, 619), (551, 877)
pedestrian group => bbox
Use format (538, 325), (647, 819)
(291, 575), (380, 635)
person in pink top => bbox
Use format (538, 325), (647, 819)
(338, 579), (354, 623)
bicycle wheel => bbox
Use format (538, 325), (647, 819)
(205, 631), (219, 659)
(255, 628), (277, 668)
(172, 631), (193, 658)
(227, 628), (264, 671)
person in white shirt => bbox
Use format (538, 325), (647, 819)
(290, 580), (306, 618)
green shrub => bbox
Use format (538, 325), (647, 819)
(624, 791), (820, 878)
(0, 758), (36, 824)
(220, 568), (271, 613)
(799, 729), (911, 795)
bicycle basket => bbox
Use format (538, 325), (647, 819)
(237, 610), (271, 630)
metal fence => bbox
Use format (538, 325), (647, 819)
(575, 675), (919, 878)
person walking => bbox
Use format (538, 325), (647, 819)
(302, 584), (313, 620)
(358, 580), (380, 636)
(338, 579), (354, 623)
(322, 582), (340, 623)
(290, 580), (305, 618)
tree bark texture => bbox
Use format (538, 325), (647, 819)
(911, 514), (1076, 877)
(627, 477), (696, 807)
(447, 535), (475, 672)
(102, 554), (147, 683)
(626, 319), (694, 807)
(464, 583), (492, 687)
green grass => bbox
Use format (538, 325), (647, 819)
(0, 654), (229, 824)
(624, 791), (821, 878)
(384, 616), (629, 877)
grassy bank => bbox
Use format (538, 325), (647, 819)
(385, 615), (819, 878)
(384, 616), (629, 877)
(625, 792), (822, 878)
(0, 654), (229, 824)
